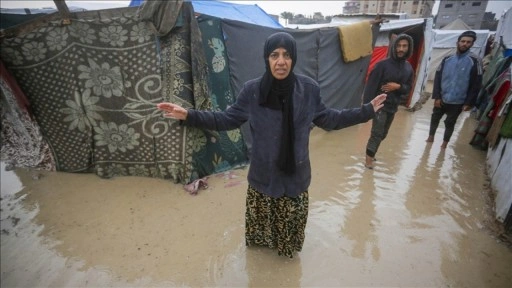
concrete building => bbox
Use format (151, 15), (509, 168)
(435, 0), (489, 29)
(343, 1), (360, 14)
(352, 0), (435, 18)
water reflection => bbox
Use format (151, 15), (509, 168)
(245, 246), (302, 287)
(341, 169), (378, 260)
(405, 142), (444, 218)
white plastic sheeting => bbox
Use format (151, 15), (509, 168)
(495, 6), (512, 49)
(487, 137), (512, 222)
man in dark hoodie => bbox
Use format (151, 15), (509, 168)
(363, 34), (414, 169)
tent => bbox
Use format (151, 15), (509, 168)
(1, 0), (282, 30)
(0, 1), (428, 184)
(440, 17), (471, 30)
(495, 5), (512, 56)
(0, 0), (286, 185)
(0, 2), (435, 183)
(129, 0), (282, 28)
(482, 6), (512, 229)
(1, 2), (253, 185)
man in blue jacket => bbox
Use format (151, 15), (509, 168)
(363, 34), (415, 169)
(427, 30), (483, 149)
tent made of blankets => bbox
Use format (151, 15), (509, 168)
(0, 2), (249, 185)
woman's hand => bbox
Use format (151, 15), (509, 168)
(157, 102), (188, 120)
(370, 93), (387, 112)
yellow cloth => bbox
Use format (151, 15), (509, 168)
(338, 21), (373, 63)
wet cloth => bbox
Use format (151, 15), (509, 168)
(338, 21), (373, 63)
(500, 96), (512, 138)
(245, 185), (308, 258)
(183, 177), (208, 195)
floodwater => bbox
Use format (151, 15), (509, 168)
(1, 98), (511, 287)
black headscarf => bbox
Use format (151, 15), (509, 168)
(259, 32), (297, 175)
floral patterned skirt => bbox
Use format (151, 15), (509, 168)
(245, 185), (309, 258)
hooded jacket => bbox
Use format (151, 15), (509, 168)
(363, 34), (415, 113)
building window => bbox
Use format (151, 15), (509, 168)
(461, 2), (465, 5)
(413, 1), (419, 4)
(445, 4), (453, 8)
(472, 2), (481, 6)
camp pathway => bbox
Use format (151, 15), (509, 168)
(1, 99), (511, 287)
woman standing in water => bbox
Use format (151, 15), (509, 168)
(157, 32), (386, 257)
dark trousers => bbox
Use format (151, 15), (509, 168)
(366, 110), (395, 158)
(429, 103), (463, 142)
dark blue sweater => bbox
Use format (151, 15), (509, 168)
(185, 74), (375, 198)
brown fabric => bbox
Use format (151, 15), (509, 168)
(338, 21), (373, 63)
(245, 185), (308, 258)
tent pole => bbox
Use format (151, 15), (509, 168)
(54, 0), (71, 24)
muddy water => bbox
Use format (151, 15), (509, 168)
(1, 99), (511, 287)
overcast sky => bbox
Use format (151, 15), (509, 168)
(2, 1), (512, 19)
(229, 0), (512, 18)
